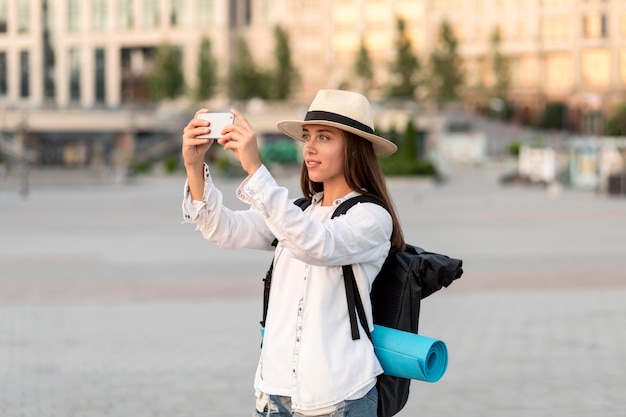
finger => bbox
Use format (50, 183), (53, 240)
(191, 110), (210, 129)
(194, 109), (210, 119)
(184, 122), (208, 135)
(230, 109), (252, 129)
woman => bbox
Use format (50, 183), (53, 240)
(181, 90), (404, 417)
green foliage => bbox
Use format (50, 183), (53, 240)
(215, 154), (246, 177)
(195, 36), (218, 101)
(387, 18), (421, 99)
(132, 161), (151, 174)
(507, 141), (521, 156)
(403, 119), (418, 159)
(605, 103), (626, 136)
(378, 120), (436, 176)
(271, 25), (299, 100)
(428, 20), (464, 102)
(227, 27), (298, 101)
(163, 153), (179, 173)
(380, 157), (436, 176)
(490, 26), (510, 100)
(260, 140), (299, 165)
(148, 43), (185, 100)
(229, 37), (271, 100)
(539, 102), (567, 130)
(355, 38), (374, 87)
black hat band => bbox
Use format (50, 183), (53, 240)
(304, 111), (374, 135)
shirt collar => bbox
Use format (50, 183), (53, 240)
(311, 191), (362, 207)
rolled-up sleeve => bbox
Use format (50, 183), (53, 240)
(181, 163), (275, 250)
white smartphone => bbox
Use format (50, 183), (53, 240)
(196, 112), (235, 139)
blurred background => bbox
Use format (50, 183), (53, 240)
(1, 1), (626, 417)
(1, 0), (625, 192)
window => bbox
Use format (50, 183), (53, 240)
(69, 48), (81, 102)
(197, 0), (214, 26)
(301, 0), (324, 8)
(581, 48), (610, 86)
(541, 0), (573, 5)
(171, 0), (185, 26)
(17, 0), (29, 33)
(541, 18), (572, 41)
(143, 0), (159, 28)
(583, 12), (607, 38)
(0, 52), (7, 96)
(517, 22), (529, 40)
(516, 55), (538, 87)
(621, 49), (626, 84)
(43, 0), (56, 100)
(260, 0), (270, 24)
(432, 0), (461, 11)
(20, 50), (29, 98)
(545, 52), (572, 88)
(68, 0), (80, 32)
(118, 0), (133, 29)
(245, 0), (252, 25)
(0, 0), (7, 33)
(93, 0), (107, 31)
(95, 48), (106, 103)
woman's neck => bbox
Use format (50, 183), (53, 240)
(321, 179), (352, 206)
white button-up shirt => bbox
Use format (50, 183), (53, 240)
(182, 164), (391, 413)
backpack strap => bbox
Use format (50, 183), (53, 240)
(262, 195), (389, 341)
(332, 195), (389, 341)
(342, 264), (371, 341)
(262, 198), (311, 328)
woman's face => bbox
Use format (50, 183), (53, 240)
(301, 124), (346, 186)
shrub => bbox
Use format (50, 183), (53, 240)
(260, 140), (299, 165)
(163, 153), (179, 173)
(378, 120), (436, 177)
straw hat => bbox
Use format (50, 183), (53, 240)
(277, 90), (397, 157)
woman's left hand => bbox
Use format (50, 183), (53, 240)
(218, 109), (262, 176)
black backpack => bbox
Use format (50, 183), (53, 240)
(261, 195), (463, 417)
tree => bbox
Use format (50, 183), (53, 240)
(195, 36), (218, 101)
(490, 26), (510, 101)
(148, 42), (185, 100)
(354, 38), (374, 92)
(428, 20), (464, 103)
(271, 25), (299, 100)
(539, 102), (567, 130)
(387, 17), (421, 99)
(229, 37), (271, 100)
(605, 103), (626, 136)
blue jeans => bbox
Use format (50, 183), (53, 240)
(253, 386), (378, 417)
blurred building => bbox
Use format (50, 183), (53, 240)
(1, 0), (626, 168)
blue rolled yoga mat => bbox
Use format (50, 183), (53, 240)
(371, 325), (448, 383)
(260, 325), (447, 382)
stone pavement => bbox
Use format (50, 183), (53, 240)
(1, 163), (626, 417)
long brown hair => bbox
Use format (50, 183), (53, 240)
(300, 130), (406, 252)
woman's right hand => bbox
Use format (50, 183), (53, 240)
(182, 109), (214, 168)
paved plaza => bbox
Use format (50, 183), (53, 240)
(1, 162), (626, 417)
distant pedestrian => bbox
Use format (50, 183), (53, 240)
(181, 90), (404, 417)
